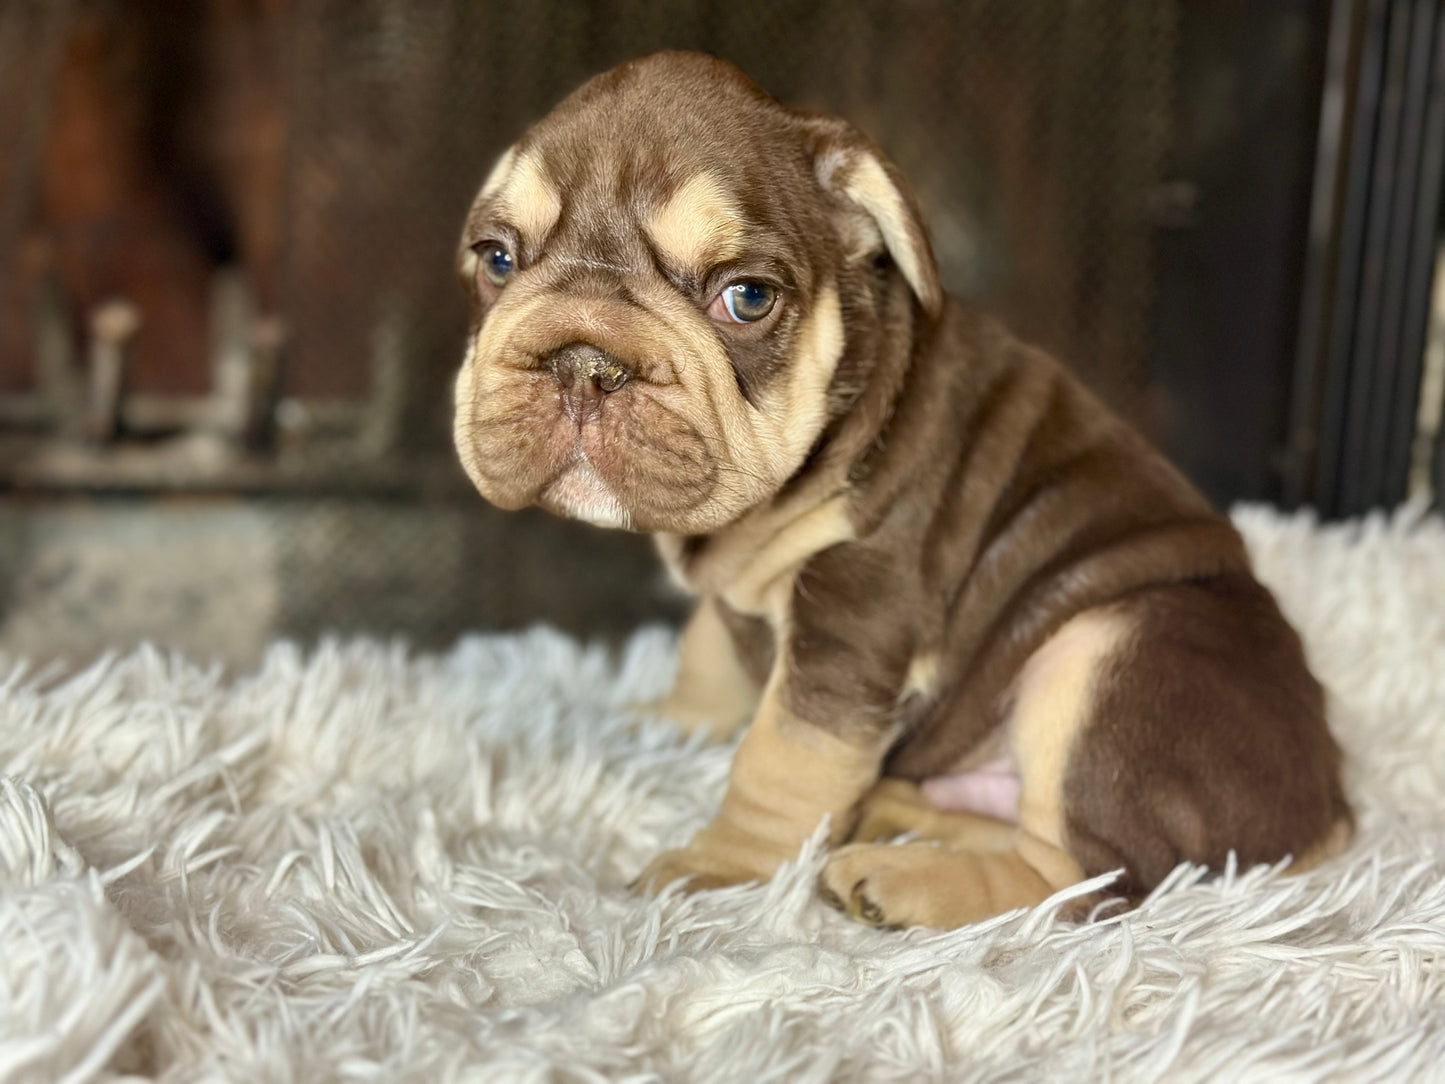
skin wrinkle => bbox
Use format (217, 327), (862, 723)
(453, 52), (1353, 928)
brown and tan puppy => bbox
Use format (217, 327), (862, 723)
(453, 52), (1352, 929)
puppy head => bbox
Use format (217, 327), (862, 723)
(454, 51), (940, 534)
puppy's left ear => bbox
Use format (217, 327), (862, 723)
(803, 119), (943, 318)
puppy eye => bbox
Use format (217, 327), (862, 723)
(476, 242), (515, 288)
(711, 281), (777, 324)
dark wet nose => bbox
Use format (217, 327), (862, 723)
(547, 343), (631, 424)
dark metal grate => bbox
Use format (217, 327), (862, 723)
(1287, 0), (1445, 516)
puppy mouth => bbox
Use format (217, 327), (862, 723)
(457, 362), (725, 533)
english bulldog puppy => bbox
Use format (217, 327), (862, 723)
(453, 51), (1352, 928)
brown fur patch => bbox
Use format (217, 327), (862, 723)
(1061, 575), (1353, 898)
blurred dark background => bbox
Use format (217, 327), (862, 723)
(1, 0), (1443, 667)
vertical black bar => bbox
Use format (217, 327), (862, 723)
(1285, 0), (1366, 508)
(1339, 0), (1411, 512)
(1316, 0), (1391, 517)
(1364, 0), (1438, 505)
(1390, 9), (1445, 505)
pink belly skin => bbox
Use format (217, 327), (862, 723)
(920, 757), (1021, 823)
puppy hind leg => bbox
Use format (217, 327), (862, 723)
(848, 777), (1018, 851)
(819, 831), (1080, 930)
(822, 778), (1081, 928)
(819, 607), (1129, 930)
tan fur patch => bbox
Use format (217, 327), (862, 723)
(821, 840), (1062, 929)
(851, 778), (1017, 851)
(901, 653), (941, 700)
(758, 284), (846, 468)
(634, 670), (882, 891)
(646, 171), (744, 272)
(496, 152), (562, 241)
(1012, 608), (1135, 853)
(654, 598), (762, 741)
(451, 343), (486, 493)
(654, 282), (851, 617)
(478, 145), (518, 201)
(719, 496), (853, 620)
(1289, 817), (1354, 874)
(656, 489), (854, 624)
(692, 282), (846, 528)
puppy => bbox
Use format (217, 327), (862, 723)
(452, 51), (1352, 928)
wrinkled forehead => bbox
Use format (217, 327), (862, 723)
(472, 77), (822, 282)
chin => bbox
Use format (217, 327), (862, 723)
(539, 455), (635, 530)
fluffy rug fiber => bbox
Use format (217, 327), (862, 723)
(2, 506), (1444, 1082)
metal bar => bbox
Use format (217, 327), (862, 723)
(1392, 7), (1445, 505)
(1362, 0), (1436, 505)
(1339, 0), (1412, 512)
(1316, 0), (1392, 517)
(1285, 0), (1367, 508)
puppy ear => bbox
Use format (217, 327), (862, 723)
(804, 120), (943, 318)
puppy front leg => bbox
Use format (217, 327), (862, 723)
(635, 678), (882, 892)
(650, 598), (763, 742)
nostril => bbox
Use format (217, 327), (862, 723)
(594, 359), (629, 393)
(547, 343), (632, 394)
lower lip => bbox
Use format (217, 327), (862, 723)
(542, 451), (631, 529)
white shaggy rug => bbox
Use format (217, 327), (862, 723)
(2, 506), (1444, 1082)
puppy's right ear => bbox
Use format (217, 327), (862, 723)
(457, 145), (518, 288)
(800, 118), (943, 318)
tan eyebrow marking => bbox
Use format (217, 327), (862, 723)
(477, 145), (518, 201)
(496, 151), (563, 242)
(646, 171), (745, 272)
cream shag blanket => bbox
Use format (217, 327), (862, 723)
(2, 506), (1444, 1082)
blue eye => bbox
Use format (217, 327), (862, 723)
(478, 242), (515, 287)
(721, 281), (777, 323)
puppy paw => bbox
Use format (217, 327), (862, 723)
(818, 842), (921, 929)
(630, 845), (758, 896)
(820, 840), (1013, 930)
(820, 840), (1062, 930)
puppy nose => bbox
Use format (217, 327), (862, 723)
(547, 343), (631, 423)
